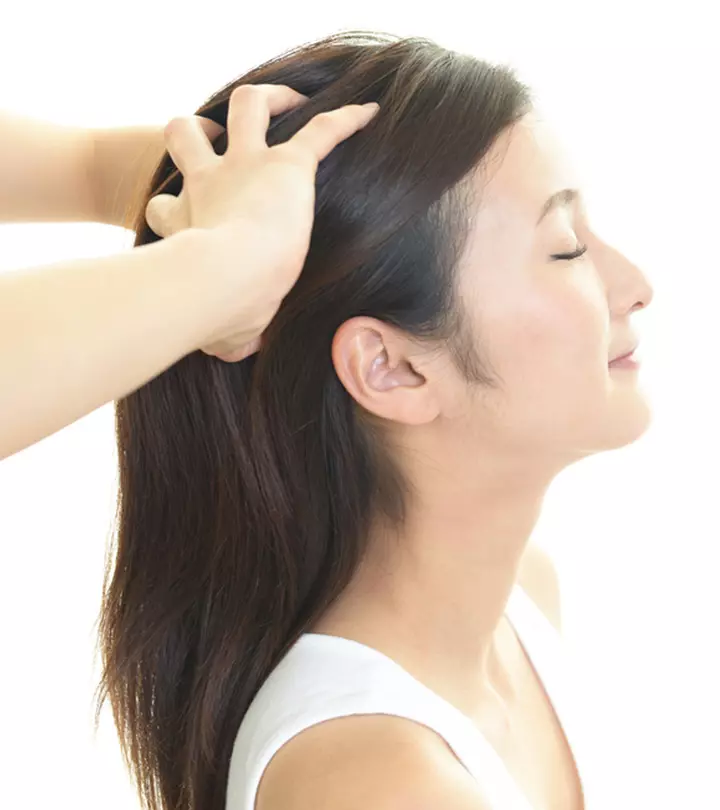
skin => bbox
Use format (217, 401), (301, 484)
(319, 109), (655, 731)
(0, 108), (167, 226)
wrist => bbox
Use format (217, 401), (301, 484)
(156, 228), (232, 352)
(90, 124), (167, 228)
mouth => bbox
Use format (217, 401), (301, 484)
(609, 349), (640, 370)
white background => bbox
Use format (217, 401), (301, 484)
(1, 2), (718, 808)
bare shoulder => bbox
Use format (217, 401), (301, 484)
(255, 713), (492, 810)
(517, 542), (562, 633)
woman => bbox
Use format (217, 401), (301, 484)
(98, 31), (652, 810)
(91, 28), (652, 810)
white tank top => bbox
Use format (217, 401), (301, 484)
(225, 584), (592, 810)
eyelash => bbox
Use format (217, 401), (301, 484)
(551, 243), (589, 261)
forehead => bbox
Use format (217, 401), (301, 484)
(477, 112), (582, 226)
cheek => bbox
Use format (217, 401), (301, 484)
(507, 287), (604, 367)
(494, 285), (609, 414)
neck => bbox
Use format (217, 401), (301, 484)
(311, 460), (554, 722)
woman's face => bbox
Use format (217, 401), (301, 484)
(439, 110), (655, 463)
(333, 110), (654, 472)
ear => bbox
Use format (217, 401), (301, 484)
(331, 317), (440, 426)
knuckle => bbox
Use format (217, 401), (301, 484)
(313, 111), (337, 128)
(277, 141), (310, 165)
(164, 116), (185, 136)
(232, 84), (259, 101)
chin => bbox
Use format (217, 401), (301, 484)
(565, 391), (654, 459)
(603, 394), (654, 451)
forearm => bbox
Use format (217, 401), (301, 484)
(0, 109), (98, 223)
(0, 228), (215, 460)
(0, 108), (166, 226)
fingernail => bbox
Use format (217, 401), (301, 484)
(363, 102), (380, 113)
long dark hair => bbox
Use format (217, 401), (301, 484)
(92, 30), (533, 810)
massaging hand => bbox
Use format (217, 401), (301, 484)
(144, 84), (379, 361)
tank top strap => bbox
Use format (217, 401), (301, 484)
(505, 585), (590, 805)
(307, 633), (536, 809)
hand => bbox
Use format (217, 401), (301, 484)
(144, 84), (379, 361)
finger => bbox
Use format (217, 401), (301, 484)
(163, 115), (220, 176)
(287, 103), (379, 165)
(202, 335), (262, 362)
(225, 83), (309, 154)
(226, 335), (262, 361)
(195, 115), (225, 143)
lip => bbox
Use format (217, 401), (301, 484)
(610, 341), (639, 363)
(609, 350), (640, 369)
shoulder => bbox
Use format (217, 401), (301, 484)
(516, 542), (562, 633)
(255, 713), (492, 810)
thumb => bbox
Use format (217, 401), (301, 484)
(144, 116), (222, 238)
(145, 192), (186, 238)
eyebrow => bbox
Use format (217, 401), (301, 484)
(536, 188), (580, 226)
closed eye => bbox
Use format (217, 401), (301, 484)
(551, 243), (588, 261)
